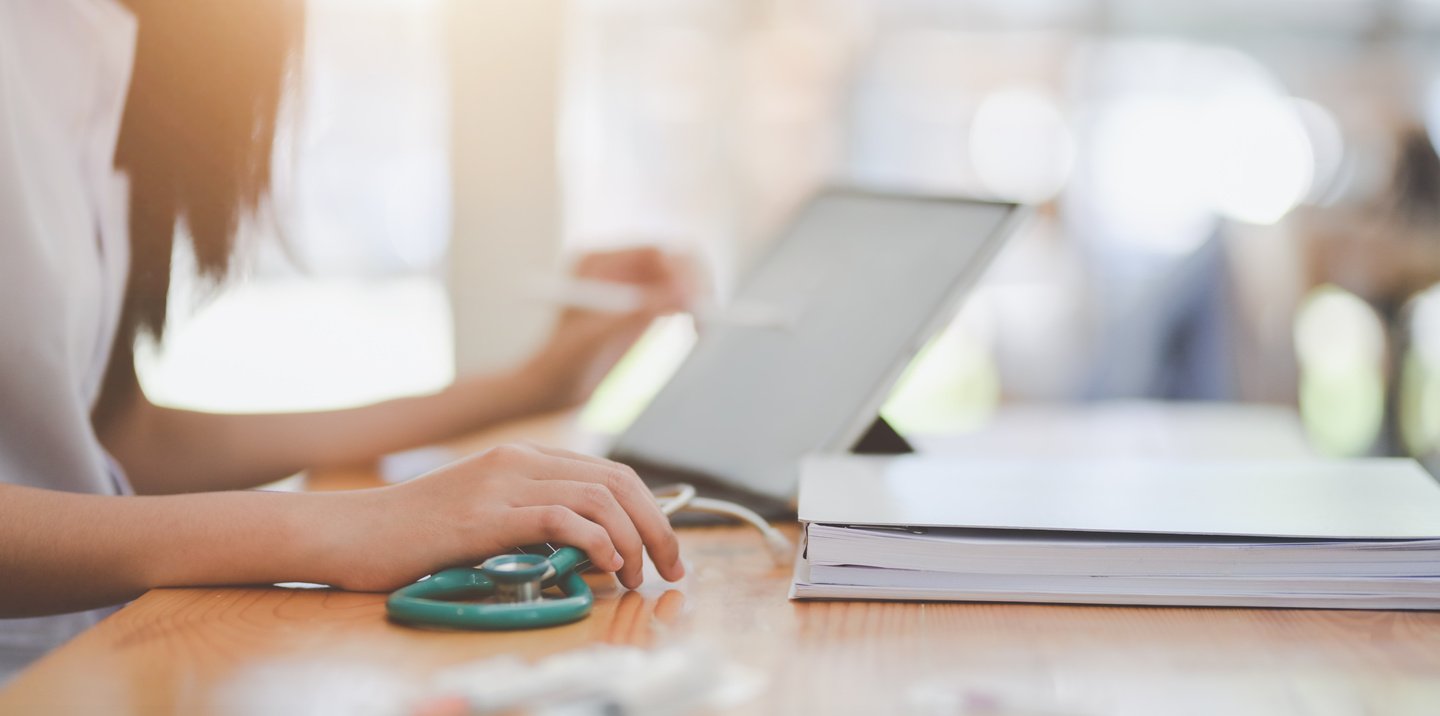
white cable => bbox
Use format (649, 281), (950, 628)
(653, 484), (697, 517)
(682, 497), (793, 567)
(651, 484), (793, 567)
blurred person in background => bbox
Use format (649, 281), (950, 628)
(0, 0), (690, 680)
(1302, 126), (1440, 454)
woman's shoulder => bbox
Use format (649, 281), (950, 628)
(0, 0), (137, 497)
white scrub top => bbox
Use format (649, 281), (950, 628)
(0, 0), (138, 682)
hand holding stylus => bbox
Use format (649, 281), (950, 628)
(519, 246), (702, 411)
(531, 276), (794, 330)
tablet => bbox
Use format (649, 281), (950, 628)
(609, 189), (1026, 502)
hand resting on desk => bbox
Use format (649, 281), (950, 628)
(325, 442), (686, 592)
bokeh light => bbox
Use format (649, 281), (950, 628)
(969, 87), (1075, 203)
(1402, 286), (1440, 458)
(883, 304), (1000, 435)
(1291, 97), (1347, 205)
(1204, 93), (1315, 225)
(1069, 41), (1323, 256)
(1294, 286), (1386, 456)
(1076, 95), (1218, 254)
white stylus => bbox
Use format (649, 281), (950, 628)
(530, 277), (795, 330)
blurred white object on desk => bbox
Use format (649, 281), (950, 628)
(420, 644), (763, 716)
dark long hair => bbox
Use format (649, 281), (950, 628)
(98, 0), (303, 422)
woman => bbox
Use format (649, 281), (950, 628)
(0, 0), (687, 678)
(1299, 126), (1440, 455)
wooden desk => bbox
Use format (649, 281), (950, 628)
(4, 410), (1440, 715)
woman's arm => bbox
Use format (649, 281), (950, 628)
(0, 443), (684, 618)
(0, 482), (329, 615)
(100, 364), (563, 495)
(99, 247), (700, 496)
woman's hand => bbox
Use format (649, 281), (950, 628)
(523, 246), (702, 411)
(325, 442), (685, 592)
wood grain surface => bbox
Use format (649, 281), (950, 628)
(3, 414), (1440, 715)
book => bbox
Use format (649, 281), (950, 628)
(790, 456), (1440, 609)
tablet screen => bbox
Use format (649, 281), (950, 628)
(610, 190), (1022, 500)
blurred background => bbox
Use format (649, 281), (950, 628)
(137, 0), (1440, 471)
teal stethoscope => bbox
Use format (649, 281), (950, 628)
(386, 484), (790, 631)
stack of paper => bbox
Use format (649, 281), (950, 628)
(790, 456), (1440, 609)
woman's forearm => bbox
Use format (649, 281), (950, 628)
(103, 364), (562, 495)
(0, 445), (684, 618)
(98, 246), (695, 496)
(0, 484), (339, 617)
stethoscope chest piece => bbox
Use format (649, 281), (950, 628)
(386, 546), (594, 630)
(481, 553), (550, 603)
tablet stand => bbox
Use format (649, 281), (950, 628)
(851, 416), (915, 455)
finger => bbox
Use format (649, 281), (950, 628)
(572, 246), (664, 283)
(612, 245), (667, 279)
(611, 591), (646, 644)
(632, 251), (696, 314)
(608, 465), (685, 581)
(486, 443), (627, 476)
(570, 246), (698, 317)
(519, 479), (648, 590)
(654, 589), (686, 624)
(519, 442), (635, 472)
(497, 445), (674, 585)
(486, 443), (622, 488)
(658, 250), (704, 311)
(524, 452), (684, 582)
(506, 443), (684, 582)
(503, 505), (624, 573)
(638, 285), (688, 316)
(520, 444), (662, 512)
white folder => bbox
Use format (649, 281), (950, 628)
(792, 456), (1440, 609)
(798, 456), (1440, 539)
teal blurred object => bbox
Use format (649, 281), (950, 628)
(387, 545), (594, 630)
